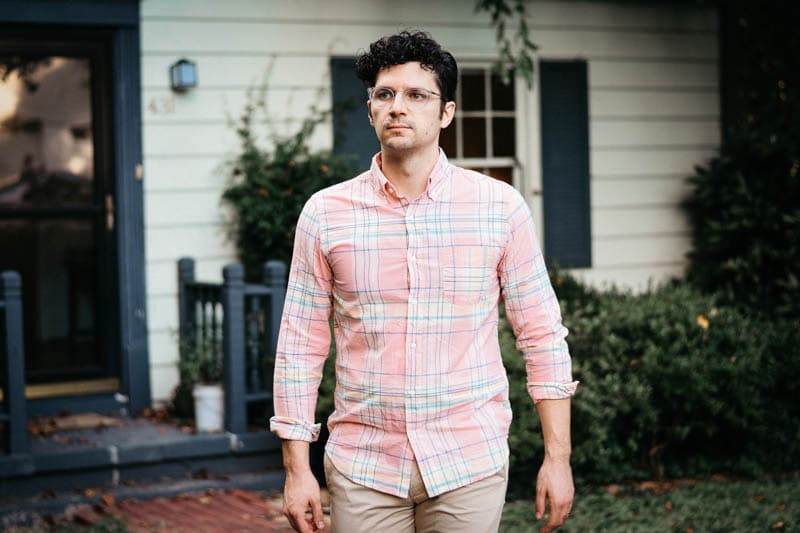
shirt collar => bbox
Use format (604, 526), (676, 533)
(369, 149), (450, 202)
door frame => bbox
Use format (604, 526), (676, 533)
(0, 0), (150, 414)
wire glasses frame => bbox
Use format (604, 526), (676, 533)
(368, 86), (443, 110)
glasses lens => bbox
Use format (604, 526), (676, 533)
(371, 88), (435, 110)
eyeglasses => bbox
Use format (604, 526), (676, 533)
(368, 86), (443, 110)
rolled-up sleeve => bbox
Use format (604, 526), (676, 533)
(269, 195), (333, 441)
(498, 190), (579, 403)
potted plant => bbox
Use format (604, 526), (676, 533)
(177, 336), (224, 432)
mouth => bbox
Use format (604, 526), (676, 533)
(386, 123), (411, 130)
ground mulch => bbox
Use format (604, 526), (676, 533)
(63, 488), (331, 532)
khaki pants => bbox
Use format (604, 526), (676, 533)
(324, 454), (508, 533)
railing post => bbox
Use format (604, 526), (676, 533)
(1, 271), (27, 455)
(222, 263), (246, 433)
(177, 257), (196, 347)
(263, 260), (287, 356)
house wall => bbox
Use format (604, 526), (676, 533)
(140, 0), (719, 403)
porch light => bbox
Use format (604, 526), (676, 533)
(169, 59), (197, 93)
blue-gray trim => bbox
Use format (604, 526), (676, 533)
(0, 0), (138, 26)
(113, 23), (150, 413)
(222, 264), (247, 434)
(540, 60), (592, 268)
(331, 57), (378, 171)
(0, 1), (150, 413)
(1, 272), (27, 454)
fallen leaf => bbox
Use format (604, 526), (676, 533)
(696, 314), (710, 330)
(101, 494), (115, 507)
(771, 521), (785, 530)
(664, 500), (673, 510)
(754, 494), (765, 503)
(606, 484), (621, 496)
(776, 503), (786, 511)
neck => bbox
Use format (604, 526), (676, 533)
(380, 145), (440, 199)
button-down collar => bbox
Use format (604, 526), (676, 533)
(369, 149), (450, 202)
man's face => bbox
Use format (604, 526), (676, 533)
(367, 61), (455, 155)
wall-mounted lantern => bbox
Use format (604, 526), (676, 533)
(169, 59), (197, 93)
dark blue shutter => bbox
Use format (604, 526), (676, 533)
(331, 57), (379, 171)
(540, 60), (592, 268)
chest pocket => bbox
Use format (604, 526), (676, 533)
(439, 247), (498, 306)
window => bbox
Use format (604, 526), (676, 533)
(440, 67), (517, 185)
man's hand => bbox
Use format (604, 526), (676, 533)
(283, 467), (325, 532)
(535, 456), (574, 533)
(534, 398), (574, 532)
(281, 440), (325, 532)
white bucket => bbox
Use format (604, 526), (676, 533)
(193, 384), (224, 432)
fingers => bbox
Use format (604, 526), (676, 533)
(538, 497), (572, 533)
(311, 496), (326, 530)
(535, 481), (546, 520)
(283, 498), (322, 533)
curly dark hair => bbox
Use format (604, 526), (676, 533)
(355, 31), (458, 106)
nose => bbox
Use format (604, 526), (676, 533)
(388, 91), (408, 114)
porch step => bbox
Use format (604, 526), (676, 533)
(0, 415), (283, 507)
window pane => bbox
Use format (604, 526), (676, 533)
(491, 74), (515, 111)
(0, 56), (94, 209)
(439, 124), (456, 157)
(492, 117), (516, 157)
(486, 167), (513, 185)
(462, 117), (486, 157)
(461, 72), (485, 111)
(0, 217), (99, 379)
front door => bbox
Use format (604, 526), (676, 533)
(0, 28), (119, 400)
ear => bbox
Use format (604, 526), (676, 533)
(439, 100), (456, 129)
(367, 100), (374, 125)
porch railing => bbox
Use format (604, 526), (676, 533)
(1, 271), (27, 455)
(177, 258), (286, 434)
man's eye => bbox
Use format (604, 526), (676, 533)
(375, 89), (394, 101)
(408, 91), (427, 101)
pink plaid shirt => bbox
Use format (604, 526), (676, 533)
(270, 151), (577, 498)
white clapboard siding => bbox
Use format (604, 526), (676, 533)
(146, 224), (235, 261)
(590, 90), (719, 119)
(593, 234), (692, 267)
(591, 119), (719, 149)
(143, 120), (333, 157)
(593, 206), (691, 237)
(146, 190), (229, 226)
(143, 87), (332, 123)
(589, 60), (718, 90)
(142, 55), (331, 89)
(148, 293), (181, 333)
(142, 21), (716, 61)
(592, 148), (717, 177)
(592, 176), (694, 208)
(141, 0), (716, 32)
(143, 156), (229, 192)
(571, 263), (687, 293)
(148, 330), (180, 366)
(150, 363), (180, 404)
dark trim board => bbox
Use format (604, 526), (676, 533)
(0, 0), (138, 26)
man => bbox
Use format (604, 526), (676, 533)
(270, 31), (577, 533)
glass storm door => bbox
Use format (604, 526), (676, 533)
(0, 30), (118, 394)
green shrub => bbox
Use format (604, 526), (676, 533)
(222, 87), (356, 280)
(504, 273), (800, 497)
(682, 75), (800, 320)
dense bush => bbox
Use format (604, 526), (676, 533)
(222, 88), (356, 280)
(682, 119), (800, 320)
(503, 274), (800, 497)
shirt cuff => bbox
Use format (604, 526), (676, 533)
(269, 416), (322, 442)
(528, 381), (579, 404)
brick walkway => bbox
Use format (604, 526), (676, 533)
(65, 489), (330, 532)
